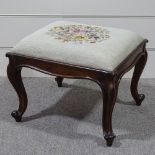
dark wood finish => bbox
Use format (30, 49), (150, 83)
(7, 56), (28, 122)
(100, 76), (119, 146)
(55, 76), (63, 87)
(6, 39), (148, 146)
(130, 50), (148, 105)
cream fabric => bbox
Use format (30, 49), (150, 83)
(10, 21), (144, 71)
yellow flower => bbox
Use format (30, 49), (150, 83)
(74, 35), (86, 41)
(54, 26), (64, 31)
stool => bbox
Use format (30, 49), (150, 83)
(6, 21), (148, 146)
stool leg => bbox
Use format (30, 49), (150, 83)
(7, 62), (27, 122)
(100, 78), (119, 146)
(130, 51), (148, 106)
(55, 76), (63, 87)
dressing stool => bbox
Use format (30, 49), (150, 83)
(6, 21), (148, 146)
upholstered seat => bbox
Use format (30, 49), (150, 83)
(10, 21), (144, 71)
(6, 20), (148, 147)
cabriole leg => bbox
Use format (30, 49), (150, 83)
(130, 51), (148, 106)
(100, 78), (119, 146)
(7, 60), (28, 122)
(55, 76), (63, 87)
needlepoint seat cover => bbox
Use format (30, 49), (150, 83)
(10, 21), (144, 71)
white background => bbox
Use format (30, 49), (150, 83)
(0, 0), (155, 77)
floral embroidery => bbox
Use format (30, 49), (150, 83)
(47, 24), (110, 44)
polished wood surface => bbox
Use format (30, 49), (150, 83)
(6, 39), (148, 146)
(130, 51), (148, 105)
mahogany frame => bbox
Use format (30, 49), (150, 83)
(6, 39), (148, 146)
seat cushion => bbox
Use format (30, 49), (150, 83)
(10, 21), (144, 71)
